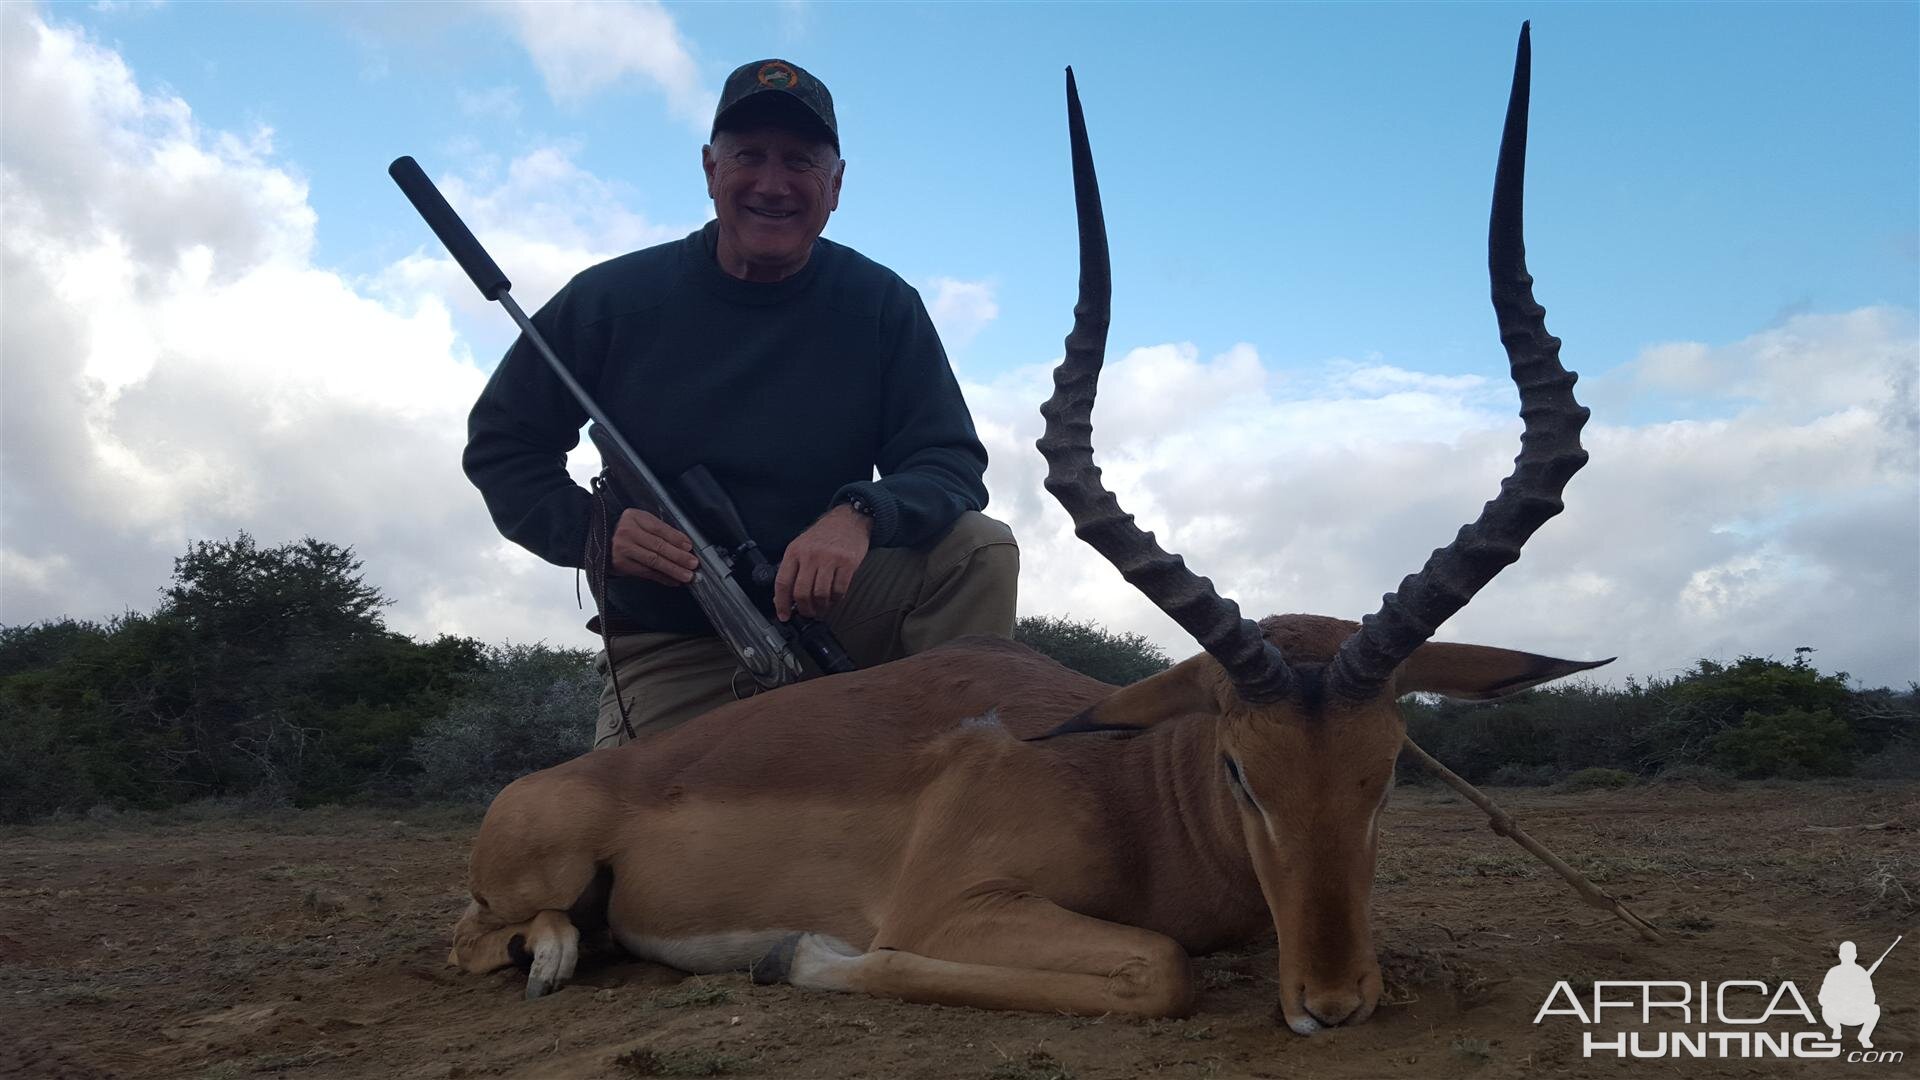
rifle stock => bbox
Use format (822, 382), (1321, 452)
(589, 427), (806, 690)
(593, 433), (856, 680)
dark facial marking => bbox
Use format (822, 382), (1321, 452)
(1223, 755), (1253, 806)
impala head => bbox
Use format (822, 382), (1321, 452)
(1041, 24), (1609, 1035)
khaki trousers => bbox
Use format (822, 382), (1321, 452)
(592, 511), (1017, 749)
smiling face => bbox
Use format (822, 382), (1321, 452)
(702, 124), (844, 282)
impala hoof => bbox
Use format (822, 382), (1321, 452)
(522, 912), (579, 1000)
(751, 932), (806, 985)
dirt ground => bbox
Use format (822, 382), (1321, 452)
(3, 780), (1914, 1080)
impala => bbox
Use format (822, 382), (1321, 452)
(450, 24), (1606, 1034)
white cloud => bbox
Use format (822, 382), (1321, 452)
(1, 7), (1914, 693)
(0, 6), (626, 648)
(777, 0), (813, 43)
(494, 0), (708, 126)
(925, 276), (998, 349)
(456, 84), (522, 122)
(1330, 362), (1486, 397)
(965, 309), (1920, 688)
(1623, 307), (1916, 426)
(372, 142), (688, 362)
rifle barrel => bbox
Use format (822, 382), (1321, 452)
(494, 293), (713, 557)
(386, 155), (713, 556)
(1866, 934), (1901, 977)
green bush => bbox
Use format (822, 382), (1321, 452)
(1849, 685), (1920, 776)
(1399, 678), (1629, 786)
(1856, 736), (1920, 780)
(1650, 763), (1737, 791)
(1639, 656), (1853, 770)
(1486, 763), (1556, 787)
(1014, 615), (1172, 685)
(1709, 707), (1853, 778)
(0, 534), (484, 820)
(410, 644), (599, 803)
(1559, 767), (1636, 791)
(1400, 654), (1895, 785)
(5, 527), (1909, 819)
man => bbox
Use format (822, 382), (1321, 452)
(1818, 940), (1881, 1048)
(464, 59), (1018, 749)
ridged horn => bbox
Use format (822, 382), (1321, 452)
(1037, 68), (1294, 704)
(1329, 22), (1591, 701)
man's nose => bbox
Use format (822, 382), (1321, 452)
(748, 166), (793, 197)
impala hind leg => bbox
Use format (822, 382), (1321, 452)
(755, 892), (1194, 1017)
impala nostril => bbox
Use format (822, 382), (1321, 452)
(1304, 991), (1363, 1028)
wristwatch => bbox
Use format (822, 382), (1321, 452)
(843, 493), (875, 518)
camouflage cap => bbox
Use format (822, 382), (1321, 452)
(711, 59), (839, 153)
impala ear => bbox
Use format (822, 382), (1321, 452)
(1397, 643), (1613, 702)
(1031, 654), (1219, 739)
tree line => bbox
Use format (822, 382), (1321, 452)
(0, 534), (1912, 822)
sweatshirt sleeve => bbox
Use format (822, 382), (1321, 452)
(832, 281), (989, 548)
(462, 281), (598, 569)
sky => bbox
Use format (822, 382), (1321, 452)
(2, 0), (1916, 689)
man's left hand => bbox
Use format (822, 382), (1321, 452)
(774, 504), (872, 621)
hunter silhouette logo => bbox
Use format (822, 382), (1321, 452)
(1532, 935), (1904, 1062)
(757, 62), (799, 90)
(1821, 936), (1898, 1048)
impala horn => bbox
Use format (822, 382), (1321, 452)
(1327, 22), (1591, 701)
(1037, 68), (1295, 705)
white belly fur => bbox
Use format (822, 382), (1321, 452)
(613, 928), (798, 973)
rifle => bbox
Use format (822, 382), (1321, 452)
(1866, 935), (1901, 978)
(388, 155), (854, 701)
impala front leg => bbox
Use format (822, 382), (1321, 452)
(755, 889), (1194, 1018)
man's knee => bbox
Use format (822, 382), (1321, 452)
(911, 512), (1018, 644)
(938, 510), (1016, 550)
(930, 512), (1019, 593)
(593, 633), (741, 749)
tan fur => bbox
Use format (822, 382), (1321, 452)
(450, 621), (1601, 1027)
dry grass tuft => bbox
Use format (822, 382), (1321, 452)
(986, 1048), (1074, 1080)
(613, 1047), (746, 1077)
(1377, 943), (1499, 1007)
(648, 979), (733, 1009)
(1450, 1036), (1495, 1064)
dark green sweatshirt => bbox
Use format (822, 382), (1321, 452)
(463, 222), (990, 636)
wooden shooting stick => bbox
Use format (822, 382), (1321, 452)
(1403, 737), (1669, 944)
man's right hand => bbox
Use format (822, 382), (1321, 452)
(611, 509), (699, 585)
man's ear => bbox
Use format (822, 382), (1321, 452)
(1398, 642), (1613, 702)
(827, 158), (844, 212)
(702, 144), (718, 199)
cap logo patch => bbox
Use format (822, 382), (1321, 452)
(756, 62), (800, 90)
